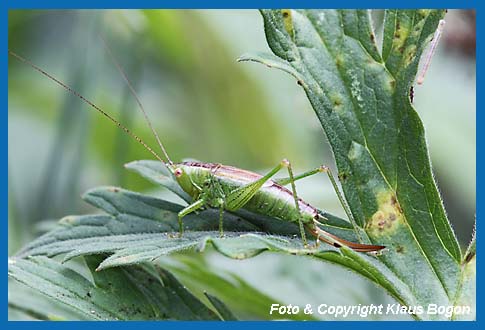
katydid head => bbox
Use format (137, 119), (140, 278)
(171, 164), (199, 197)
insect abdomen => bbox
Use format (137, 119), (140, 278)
(243, 185), (317, 224)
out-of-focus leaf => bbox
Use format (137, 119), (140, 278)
(9, 279), (89, 320)
(204, 293), (238, 321)
(8, 306), (41, 321)
(8, 255), (222, 320)
(160, 255), (314, 321)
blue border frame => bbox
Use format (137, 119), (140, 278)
(4, 0), (479, 328)
(1, 1), (479, 10)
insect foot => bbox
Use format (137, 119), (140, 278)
(305, 240), (320, 250)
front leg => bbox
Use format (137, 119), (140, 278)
(177, 199), (205, 237)
(218, 200), (225, 237)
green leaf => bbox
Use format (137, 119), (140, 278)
(13, 172), (465, 320)
(8, 255), (221, 320)
(452, 231), (476, 320)
(162, 255), (311, 320)
(9, 279), (90, 320)
(452, 255), (476, 320)
(14, 182), (414, 313)
(239, 9), (469, 319)
(125, 160), (191, 203)
(204, 293), (239, 321)
(14, 185), (413, 316)
(16, 185), (356, 266)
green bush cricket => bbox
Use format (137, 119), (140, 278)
(9, 49), (385, 253)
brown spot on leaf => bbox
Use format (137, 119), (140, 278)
(335, 54), (344, 68)
(366, 191), (404, 236)
(465, 251), (475, 263)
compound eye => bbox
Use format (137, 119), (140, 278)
(174, 168), (183, 177)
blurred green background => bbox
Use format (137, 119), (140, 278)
(8, 10), (475, 320)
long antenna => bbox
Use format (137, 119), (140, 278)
(8, 49), (167, 165)
(417, 19), (446, 85)
(100, 36), (173, 165)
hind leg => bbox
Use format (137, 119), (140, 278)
(275, 165), (361, 242)
(224, 159), (308, 245)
